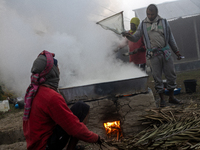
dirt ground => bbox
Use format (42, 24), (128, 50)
(0, 109), (25, 150)
(0, 69), (199, 150)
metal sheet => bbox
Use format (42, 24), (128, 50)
(134, 0), (200, 21)
(59, 76), (148, 103)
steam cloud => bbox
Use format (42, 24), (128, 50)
(0, 0), (147, 96)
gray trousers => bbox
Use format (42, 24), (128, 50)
(150, 54), (177, 93)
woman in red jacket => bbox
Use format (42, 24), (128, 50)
(23, 50), (102, 150)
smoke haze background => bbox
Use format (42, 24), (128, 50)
(0, 0), (175, 96)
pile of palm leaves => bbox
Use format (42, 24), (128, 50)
(107, 104), (200, 150)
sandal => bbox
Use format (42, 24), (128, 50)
(169, 98), (182, 104)
(160, 100), (166, 107)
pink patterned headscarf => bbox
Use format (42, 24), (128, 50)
(23, 50), (55, 121)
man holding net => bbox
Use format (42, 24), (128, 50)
(122, 4), (183, 107)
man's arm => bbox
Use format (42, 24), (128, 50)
(166, 20), (183, 60)
(166, 20), (179, 54)
(123, 23), (143, 42)
(48, 94), (98, 143)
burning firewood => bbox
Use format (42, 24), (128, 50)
(104, 121), (123, 141)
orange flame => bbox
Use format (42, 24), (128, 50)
(104, 121), (120, 134)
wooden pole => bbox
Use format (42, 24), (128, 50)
(117, 130), (119, 141)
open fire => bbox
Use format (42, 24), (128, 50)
(104, 121), (123, 140)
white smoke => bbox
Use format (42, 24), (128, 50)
(0, 0), (172, 96)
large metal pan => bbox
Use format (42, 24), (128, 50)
(59, 76), (148, 103)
